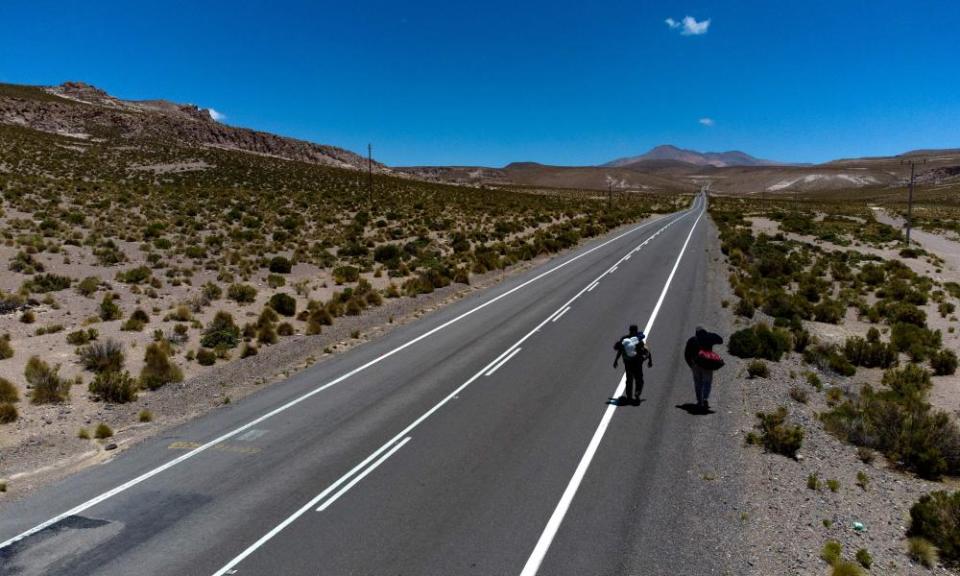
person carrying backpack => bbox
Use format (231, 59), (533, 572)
(613, 325), (653, 405)
(683, 326), (724, 412)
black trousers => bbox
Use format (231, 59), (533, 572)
(624, 365), (644, 398)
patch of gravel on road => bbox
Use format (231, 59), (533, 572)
(0, 218), (656, 501)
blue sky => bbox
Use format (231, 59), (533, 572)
(2, 0), (958, 166)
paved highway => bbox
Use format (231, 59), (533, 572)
(0, 193), (746, 575)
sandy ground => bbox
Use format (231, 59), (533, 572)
(748, 216), (960, 418)
(721, 220), (960, 574)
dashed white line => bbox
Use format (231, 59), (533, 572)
(485, 348), (522, 376)
(316, 437), (412, 512)
(0, 206), (689, 554)
(209, 199), (700, 576)
(518, 195), (706, 576)
(586, 281), (599, 292)
(551, 306), (571, 323)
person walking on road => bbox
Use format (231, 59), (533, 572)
(613, 325), (653, 405)
(684, 326), (724, 412)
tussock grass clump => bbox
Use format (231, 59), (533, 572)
(227, 283), (257, 304)
(932, 349), (958, 376)
(66, 328), (99, 346)
(140, 343), (183, 390)
(747, 359), (769, 378)
(138, 409), (153, 422)
(268, 256), (292, 274)
(751, 407), (803, 458)
(94, 422), (113, 439)
(821, 540), (843, 565)
(843, 331), (898, 369)
(22, 273), (72, 293)
(0, 377), (19, 403)
(196, 348), (216, 366)
(25, 356), (70, 404)
(115, 265), (152, 284)
(99, 294), (122, 321)
(89, 370), (138, 403)
(830, 561), (864, 576)
(76, 276), (100, 297)
(907, 537), (938, 568)
(855, 548), (872, 569)
(789, 385), (808, 404)
(0, 333), (12, 359)
(79, 339), (125, 373)
(0, 402), (17, 423)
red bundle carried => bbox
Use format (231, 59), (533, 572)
(696, 349), (725, 370)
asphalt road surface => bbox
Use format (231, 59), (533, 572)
(0, 193), (746, 576)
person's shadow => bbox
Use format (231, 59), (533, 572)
(675, 403), (715, 416)
(607, 396), (646, 407)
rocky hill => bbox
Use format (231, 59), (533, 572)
(603, 144), (782, 168)
(0, 81), (381, 171)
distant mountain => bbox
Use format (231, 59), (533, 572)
(0, 81), (381, 171)
(603, 145), (782, 168)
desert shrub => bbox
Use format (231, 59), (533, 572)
(843, 335), (898, 369)
(909, 491), (960, 565)
(855, 548), (872, 569)
(728, 323), (791, 361)
(257, 323), (278, 346)
(0, 377), (19, 403)
(99, 294), (122, 321)
(268, 293), (297, 317)
(266, 274), (285, 288)
(202, 282), (223, 301)
(885, 302), (927, 327)
(268, 256), (292, 273)
(196, 348), (216, 366)
(140, 343), (183, 390)
(277, 322), (294, 336)
(139, 409), (153, 422)
(813, 298), (845, 324)
(20, 309), (35, 324)
(754, 407), (803, 458)
(94, 422), (113, 439)
(89, 370), (138, 403)
(9, 251), (44, 273)
(940, 302), (957, 318)
(0, 401), (17, 423)
(25, 356), (70, 404)
(121, 308), (150, 331)
(333, 265), (360, 284)
(374, 244), (402, 267)
(116, 266), (152, 284)
(823, 366), (959, 479)
(201, 311), (240, 348)
(66, 328), (98, 346)
(789, 386), (808, 404)
(76, 276), (101, 297)
(227, 283), (257, 304)
(79, 339), (125, 373)
(747, 359), (769, 378)
(0, 333), (12, 359)
(908, 537), (938, 568)
(804, 343), (856, 376)
(22, 273), (72, 293)
(821, 540), (843, 565)
(240, 343), (258, 358)
(890, 322), (941, 361)
(807, 472), (820, 490)
(830, 561), (863, 576)
(733, 298), (755, 318)
(932, 349), (958, 376)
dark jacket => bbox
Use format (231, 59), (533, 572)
(614, 334), (652, 367)
(684, 329), (723, 367)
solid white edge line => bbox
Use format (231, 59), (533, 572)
(0, 208), (688, 553)
(209, 201), (699, 576)
(518, 195), (706, 576)
(484, 348), (522, 376)
(316, 437), (412, 512)
(586, 282), (599, 292)
(551, 306), (571, 323)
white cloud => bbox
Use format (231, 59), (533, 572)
(681, 16), (710, 35)
(665, 15), (711, 36)
(699, 117), (715, 127)
(208, 108), (226, 122)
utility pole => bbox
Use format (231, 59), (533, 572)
(608, 183), (612, 209)
(901, 158), (926, 245)
(367, 143), (373, 205)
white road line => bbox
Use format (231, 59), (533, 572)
(316, 437), (412, 512)
(551, 306), (571, 323)
(0, 207), (690, 553)
(484, 348), (522, 376)
(608, 266), (618, 273)
(586, 282), (599, 292)
(518, 196), (706, 576)
(209, 202), (698, 576)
